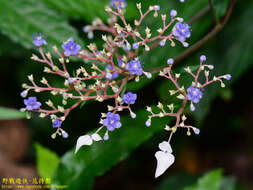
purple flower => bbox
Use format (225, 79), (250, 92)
(62, 131), (69, 138)
(118, 59), (124, 67)
(62, 37), (81, 56)
(52, 119), (61, 128)
(102, 112), (121, 131)
(132, 43), (139, 50)
(167, 58), (174, 65)
(225, 74), (231, 80)
(123, 92), (137, 104)
(172, 22), (191, 42)
(24, 97), (41, 111)
(126, 59), (143, 76)
(145, 120), (151, 127)
(105, 65), (119, 80)
(187, 86), (203, 104)
(103, 135), (109, 141)
(194, 128), (200, 135)
(200, 55), (206, 62)
(159, 40), (166, 46)
(110, 0), (127, 9)
(32, 35), (47, 47)
(170, 10), (177, 17)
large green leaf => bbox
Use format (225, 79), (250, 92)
(0, 107), (25, 120)
(183, 169), (222, 190)
(0, 0), (82, 49)
(51, 108), (171, 190)
(35, 143), (60, 179)
(193, 1), (253, 123)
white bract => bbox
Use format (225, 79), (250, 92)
(75, 135), (93, 154)
(155, 141), (175, 178)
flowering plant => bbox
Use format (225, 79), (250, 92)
(20, 0), (231, 177)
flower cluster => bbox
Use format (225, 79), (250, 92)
(20, 0), (230, 178)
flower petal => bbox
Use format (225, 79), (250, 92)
(75, 135), (93, 154)
(91, 133), (102, 141)
(158, 141), (172, 153)
(155, 151), (175, 178)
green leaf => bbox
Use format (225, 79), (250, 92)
(156, 173), (198, 190)
(0, 0), (82, 50)
(183, 169), (222, 190)
(212, 0), (230, 19)
(51, 108), (171, 190)
(35, 143), (60, 179)
(42, 0), (110, 22)
(0, 107), (25, 120)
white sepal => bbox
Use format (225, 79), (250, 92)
(91, 133), (102, 141)
(158, 141), (172, 153)
(75, 135), (93, 154)
(155, 151), (175, 178)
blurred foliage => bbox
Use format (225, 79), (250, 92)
(0, 106), (25, 120)
(0, 0), (252, 189)
(35, 143), (60, 179)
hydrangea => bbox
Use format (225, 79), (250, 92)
(123, 92), (137, 104)
(105, 65), (119, 80)
(52, 119), (61, 128)
(32, 35), (47, 47)
(102, 112), (121, 131)
(62, 37), (81, 56)
(126, 59), (143, 76)
(110, 0), (127, 9)
(172, 22), (191, 42)
(187, 86), (203, 103)
(24, 97), (41, 111)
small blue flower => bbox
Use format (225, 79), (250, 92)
(68, 78), (74, 84)
(172, 22), (191, 42)
(24, 97), (41, 111)
(62, 131), (69, 138)
(123, 92), (137, 104)
(20, 91), (27, 98)
(167, 58), (174, 65)
(126, 59), (143, 76)
(225, 74), (232, 80)
(200, 55), (206, 62)
(170, 10), (177, 17)
(132, 43), (139, 50)
(103, 135), (109, 141)
(32, 35), (47, 47)
(62, 37), (81, 56)
(159, 40), (166, 47)
(194, 128), (200, 135)
(102, 112), (121, 131)
(110, 0), (127, 9)
(52, 119), (61, 128)
(118, 59), (124, 67)
(145, 120), (151, 127)
(105, 65), (119, 80)
(187, 86), (203, 104)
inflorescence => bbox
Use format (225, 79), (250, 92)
(20, 0), (231, 178)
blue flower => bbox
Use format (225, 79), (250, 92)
(62, 37), (81, 56)
(102, 112), (121, 131)
(167, 58), (174, 65)
(170, 10), (177, 17)
(172, 22), (191, 42)
(24, 97), (41, 111)
(123, 92), (137, 104)
(187, 86), (203, 104)
(52, 119), (61, 128)
(32, 35), (47, 47)
(110, 0), (127, 9)
(105, 65), (119, 80)
(126, 59), (143, 76)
